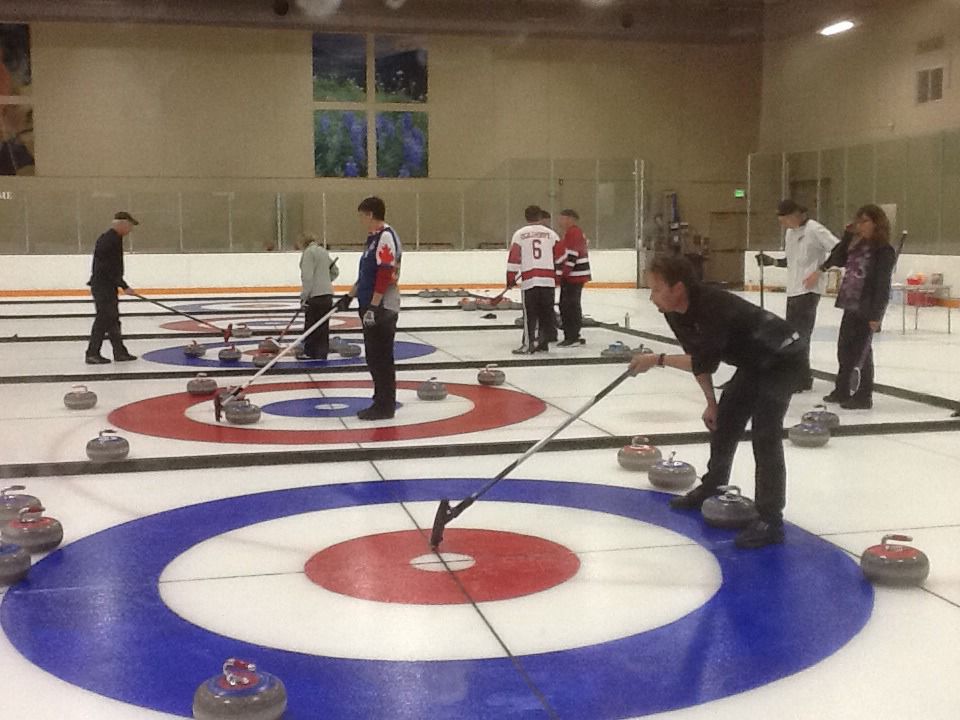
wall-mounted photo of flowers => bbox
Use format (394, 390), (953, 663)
(375, 36), (426, 103)
(376, 112), (427, 178)
(0, 24), (30, 97)
(314, 110), (367, 177)
(312, 33), (366, 102)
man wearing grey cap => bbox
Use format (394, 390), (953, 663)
(756, 199), (838, 392)
(85, 212), (139, 364)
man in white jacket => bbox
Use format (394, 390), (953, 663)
(299, 232), (339, 359)
(756, 199), (839, 392)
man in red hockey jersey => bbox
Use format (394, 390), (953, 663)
(555, 208), (591, 346)
(507, 205), (562, 354)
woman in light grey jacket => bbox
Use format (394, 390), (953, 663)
(299, 232), (339, 359)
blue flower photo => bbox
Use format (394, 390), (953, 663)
(376, 111), (427, 177)
(314, 110), (367, 177)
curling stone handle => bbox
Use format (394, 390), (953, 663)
(631, 436), (651, 447)
(18, 505), (45, 523)
(99, 429), (117, 439)
(882, 534), (912, 546)
(72, 384), (89, 392)
(222, 658), (257, 685)
(716, 485), (741, 498)
(1, 485), (26, 495)
(667, 451), (676, 462)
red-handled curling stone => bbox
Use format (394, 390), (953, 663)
(477, 364), (505, 386)
(192, 658), (287, 720)
(617, 436), (662, 471)
(860, 534), (930, 586)
(183, 341), (207, 358)
(2, 505), (63, 554)
(702, 485), (758, 529)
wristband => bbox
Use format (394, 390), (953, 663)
(657, 353), (666, 368)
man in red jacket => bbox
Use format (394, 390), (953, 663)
(555, 209), (591, 346)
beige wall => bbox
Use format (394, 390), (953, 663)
(759, 0), (960, 151)
(10, 22), (761, 254)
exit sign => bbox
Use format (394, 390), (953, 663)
(734, 189), (746, 199)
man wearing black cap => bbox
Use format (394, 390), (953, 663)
(85, 212), (139, 364)
(756, 199), (838, 391)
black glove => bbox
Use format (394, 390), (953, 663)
(334, 294), (352, 312)
(755, 253), (775, 267)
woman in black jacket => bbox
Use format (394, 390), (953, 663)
(813, 204), (896, 409)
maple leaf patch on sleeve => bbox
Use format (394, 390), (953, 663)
(377, 240), (396, 266)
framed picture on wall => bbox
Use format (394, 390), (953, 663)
(374, 36), (427, 103)
(312, 33), (366, 102)
(376, 111), (427, 177)
(0, 24), (30, 97)
(314, 110), (367, 177)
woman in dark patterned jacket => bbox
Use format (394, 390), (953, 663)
(815, 204), (896, 410)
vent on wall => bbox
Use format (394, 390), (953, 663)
(917, 67), (944, 104)
(916, 35), (945, 54)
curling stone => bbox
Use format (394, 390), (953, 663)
(477, 364), (505, 386)
(183, 341), (207, 358)
(455, 288), (469, 297)
(63, 384), (97, 410)
(802, 404), (840, 431)
(219, 345), (242, 363)
(582, 316), (599, 327)
(617, 436), (663, 471)
(860, 534), (930, 586)
(702, 486), (759, 529)
(2, 506), (63, 554)
(187, 373), (219, 397)
(788, 421), (830, 448)
(337, 343), (361, 358)
(224, 396), (262, 425)
(258, 338), (280, 355)
(0, 542), (30, 586)
(417, 289), (431, 298)
(0, 485), (42, 525)
(460, 299), (478, 311)
(441, 289), (457, 298)
(648, 452), (697, 491)
(506, 300), (523, 310)
(193, 658), (287, 720)
(330, 336), (347, 351)
(232, 324), (253, 338)
(600, 342), (633, 361)
(252, 353), (274, 368)
(418, 377), (448, 401)
(86, 429), (130, 462)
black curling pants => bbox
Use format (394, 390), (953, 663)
(559, 282), (584, 341)
(361, 309), (398, 410)
(833, 310), (874, 401)
(699, 359), (802, 523)
(303, 294), (333, 359)
(521, 286), (556, 349)
(785, 292), (820, 387)
(86, 285), (128, 358)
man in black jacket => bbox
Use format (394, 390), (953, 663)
(629, 255), (805, 549)
(85, 212), (138, 364)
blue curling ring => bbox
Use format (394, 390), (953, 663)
(1, 480), (873, 719)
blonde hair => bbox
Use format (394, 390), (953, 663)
(298, 232), (320, 249)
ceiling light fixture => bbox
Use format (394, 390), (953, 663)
(819, 20), (855, 36)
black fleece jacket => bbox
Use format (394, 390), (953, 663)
(820, 231), (896, 322)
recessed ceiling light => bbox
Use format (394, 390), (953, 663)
(819, 20), (855, 36)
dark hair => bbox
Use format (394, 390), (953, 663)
(358, 196), (386, 221)
(854, 204), (890, 246)
(540, 210), (551, 221)
(524, 205), (543, 222)
(560, 209), (580, 220)
(648, 254), (699, 289)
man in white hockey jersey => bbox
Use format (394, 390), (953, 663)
(756, 199), (839, 392)
(507, 205), (563, 354)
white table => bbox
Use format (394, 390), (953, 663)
(890, 283), (952, 334)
